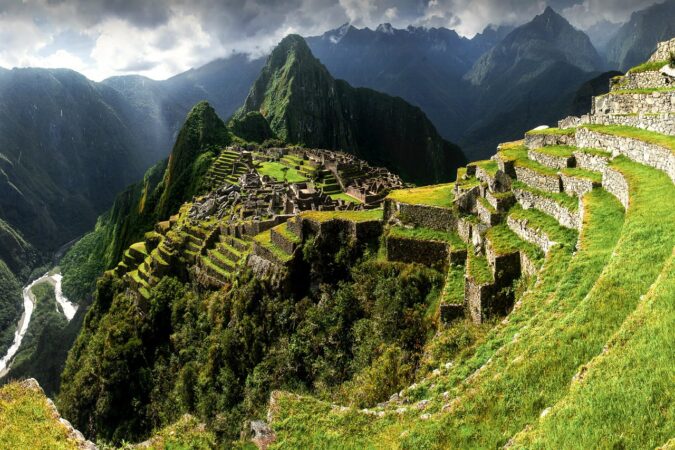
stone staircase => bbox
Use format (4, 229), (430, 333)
(205, 148), (248, 188)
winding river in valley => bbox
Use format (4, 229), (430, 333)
(0, 270), (77, 378)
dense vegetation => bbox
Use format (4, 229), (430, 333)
(57, 226), (446, 445)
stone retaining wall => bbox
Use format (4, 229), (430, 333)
(560, 173), (598, 197)
(573, 150), (611, 172)
(476, 199), (502, 226)
(386, 236), (450, 268)
(576, 127), (675, 183)
(648, 38), (675, 62)
(513, 188), (581, 230)
(485, 243), (521, 283)
(466, 277), (495, 324)
(507, 215), (557, 254)
(524, 132), (576, 149)
(593, 92), (674, 116)
(270, 228), (297, 255)
(558, 115), (590, 129)
(527, 149), (574, 169)
(612, 71), (674, 91)
(591, 113), (675, 136)
(485, 190), (516, 212)
(520, 251), (540, 277)
(602, 167), (630, 210)
(514, 166), (561, 193)
(386, 199), (457, 232)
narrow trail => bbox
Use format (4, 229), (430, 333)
(0, 270), (77, 377)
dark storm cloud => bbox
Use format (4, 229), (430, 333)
(0, 0), (666, 80)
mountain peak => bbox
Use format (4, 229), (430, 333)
(376, 23), (395, 34)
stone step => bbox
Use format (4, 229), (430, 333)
(252, 230), (294, 266)
(465, 251), (499, 324)
(215, 242), (242, 262)
(511, 180), (581, 230)
(575, 125), (675, 183)
(484, 190), (516, 213)
(506, 205), (578, 254)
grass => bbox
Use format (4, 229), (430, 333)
(471, 159), (499, 176)
(560, 166), (603, 184)
(467, 252), (493, 285)
(0, 382), (78, 449)
(271, 153), (675, 448)
(486, 224), (544, 262)
(511, 180), (579, 212)
(583, 124), (675, 155)
(509, 204), (579, 248)
(627, 60), (668, 73)
(257, 161), (308, 183)
(268, 179), (630, 449)
(530, 145), (575, 158)
(442, 264), (465, 304)
(477, 196), (497, 214)
(389, 226), (465, 250)
(387, 183), (455, 208)
(330, 193), (361, 204)
(574, 147), (611, 158)
(301, 209), (383, 223)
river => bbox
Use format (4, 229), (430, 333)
(0, 270), (77, 377)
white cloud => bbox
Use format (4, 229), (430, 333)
(562, 0), (663, 30)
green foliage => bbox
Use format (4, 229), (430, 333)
(387, 183), (455, 208)
(627, 60), (669, 73)
(0, 382), (78, 449)
(228, 111), (276, 143)
(58, 224), (443, 446)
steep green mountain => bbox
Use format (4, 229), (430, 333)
(460, 7), (604, 158)
(605, 0), (675, 71)
(235, 34), (465, 184)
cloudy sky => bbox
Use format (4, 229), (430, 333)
(0, 0), (665, 81)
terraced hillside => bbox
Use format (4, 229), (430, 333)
(258, 40), (675, 449)
(44, 40), (674, 448)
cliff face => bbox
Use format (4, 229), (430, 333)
(235, 35), (466, 184)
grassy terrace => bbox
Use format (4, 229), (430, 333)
(268, 180), (627, 449)
(257, 161), (308, 183)
(582, 124), (675, 155)
(467, 251), (493, 285)
(273, 222), (301, 244)
(486, 224), (544, 262)
(330, 193), (361, 204)
(574, 146), (611, 157)
(270, 153), (675, 448)
(477, 196), (496, 213)
(511, 180), (579, 212)
(0, 382), (78, 449)
(530, 145), (575, 158)
(560, 166), (603, 184)
(525, 127), (576, 136)
(442, 264), (465, 304)
(626, 60), (669, 73)
(509, 204), (579, 247)
(471, 159), (499, 176)
(253, 230), (293, 263)
(500, 144), (559, 176)
(301, 208), (383, 223)
(388, 226), (465, 250)
(387, 183), (455, 208)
